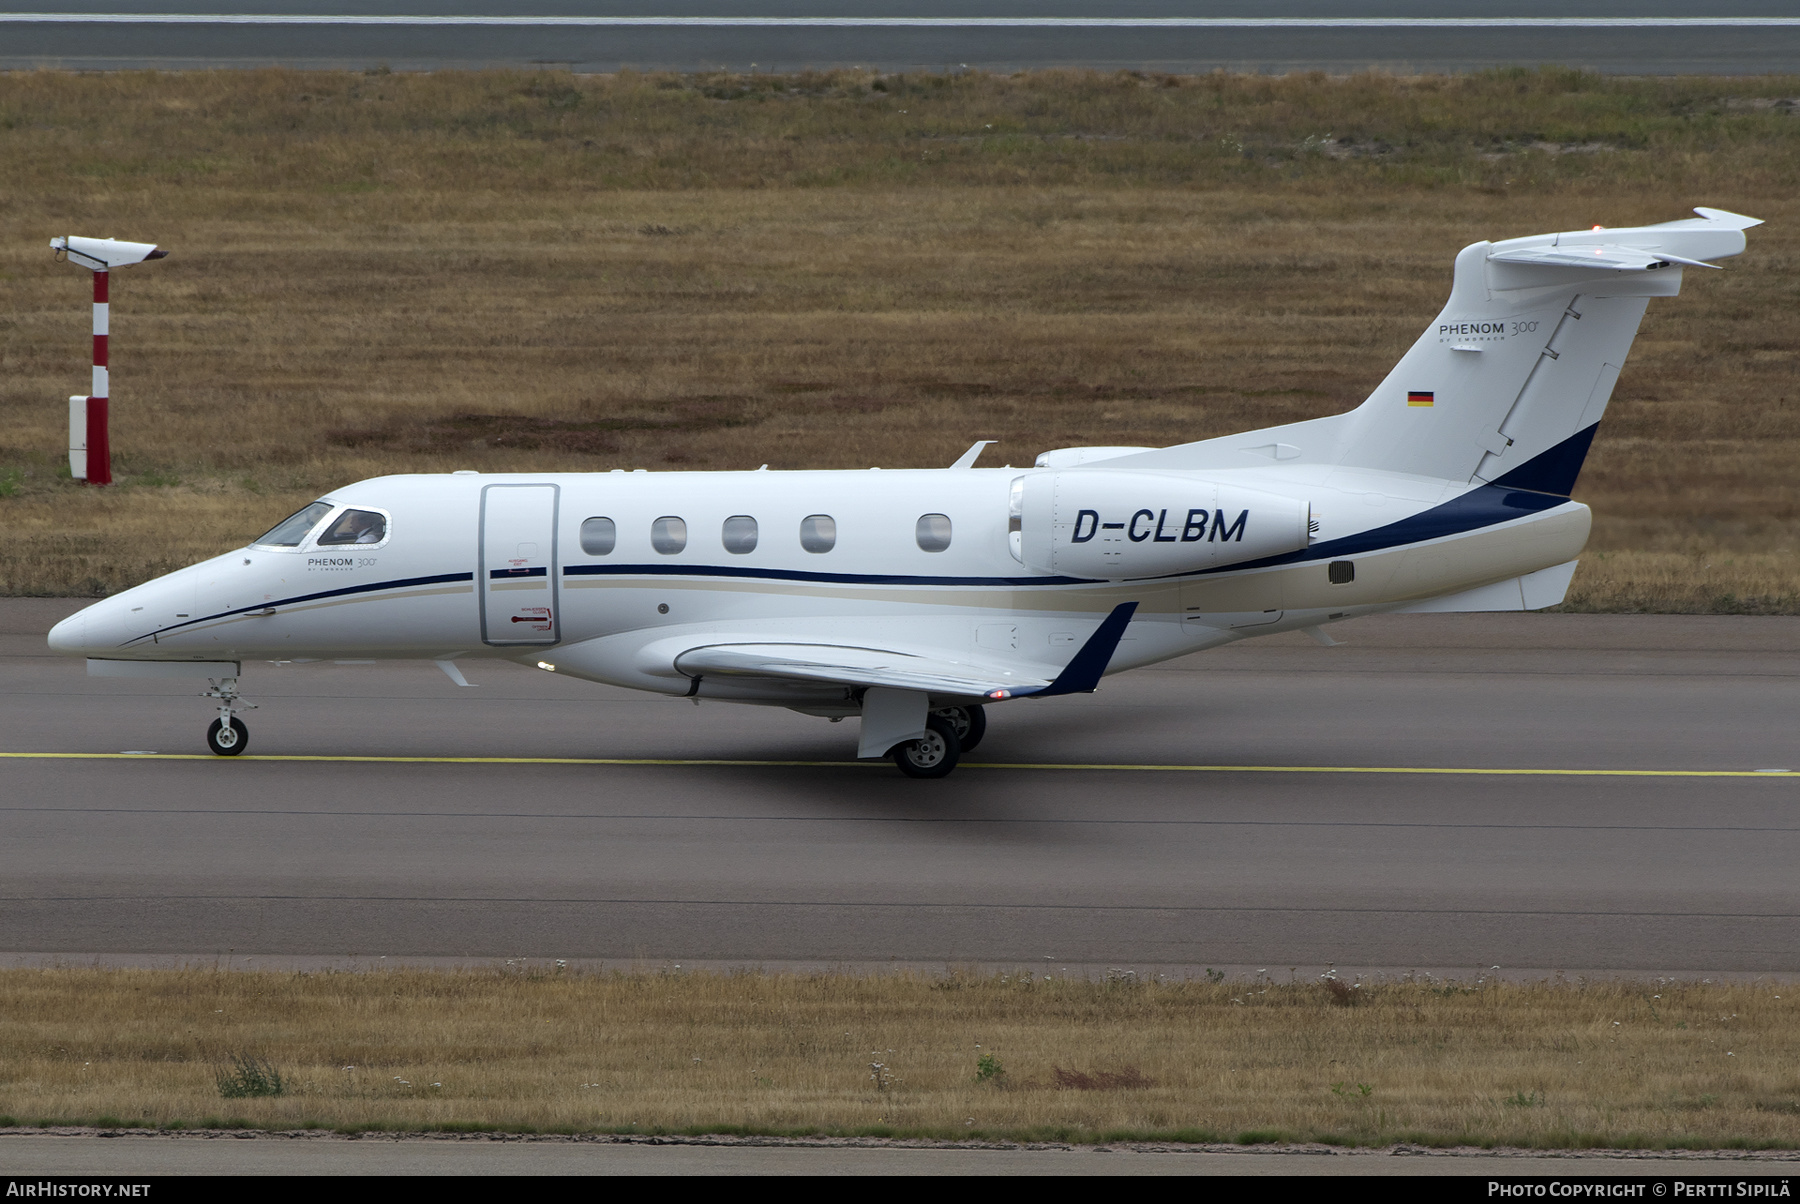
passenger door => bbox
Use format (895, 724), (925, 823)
(480, 483), (560, 647)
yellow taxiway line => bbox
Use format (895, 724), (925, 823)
(0, 752), (1795, 777)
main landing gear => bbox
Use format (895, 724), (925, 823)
(890, 705), (986, 779)
(202, 676), (256, 756)
(932, 704), (986, 754)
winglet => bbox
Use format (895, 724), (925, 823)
(949, 440), (997, 469)
(1015, 602), (1138, 698)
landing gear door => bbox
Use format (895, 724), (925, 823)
(480, 483), (560, 647)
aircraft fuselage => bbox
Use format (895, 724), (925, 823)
(51, 463), (1589, 711)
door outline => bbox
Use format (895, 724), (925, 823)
(478, 482), (561, 647)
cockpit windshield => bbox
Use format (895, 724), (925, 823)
(253, 501), (334, 548)
(316, 509), (388, 546)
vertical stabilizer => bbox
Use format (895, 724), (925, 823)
(1331, 208), (1758, 492)
(1104, 209), (1758, 487)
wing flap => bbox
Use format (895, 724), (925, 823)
(671, 603), (1141, 701)
(674, 643), (1049, 699)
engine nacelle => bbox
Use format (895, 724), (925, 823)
(1014, 470), (1310, 580)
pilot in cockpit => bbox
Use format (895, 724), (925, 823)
(316, 508), (387, 546)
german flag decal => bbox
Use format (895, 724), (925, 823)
(1407, 390), (1435, 408)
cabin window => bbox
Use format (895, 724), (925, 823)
(1329, 560), (1355, 584)
(916, 513), (952, 553)
(253, 501), (333, 548)
(579, 517), (616, 556)
(1007, 477), (1025, 563)
(651, 515), (688, 554)
(315, 508), (388, 546)
(722, 515), (758, 555)
(800, 514), (836, 553)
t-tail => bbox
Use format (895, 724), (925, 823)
(1115, 208), (1760, 492)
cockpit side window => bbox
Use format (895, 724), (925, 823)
(316, 508), (389, 546)
(253, 501), (334, 548)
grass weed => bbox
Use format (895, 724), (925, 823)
(1, 68), (1799, 605)
(215, 1055), (284, 1100)
(0, 967), (1796, 1146)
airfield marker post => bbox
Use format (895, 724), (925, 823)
(84, 268), (110, 485)
(49, 235), (167, 486)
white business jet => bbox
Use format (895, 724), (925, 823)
(48, 209), (1759, 775)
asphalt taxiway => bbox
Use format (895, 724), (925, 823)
(4, 598), (1797, 976)
(5, 2), (1800, 75)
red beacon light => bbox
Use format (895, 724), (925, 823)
(50, 235), (168, 486)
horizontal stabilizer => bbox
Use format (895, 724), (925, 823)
(1487, 244), (1717, 272)
(1687, 207), (1764, 231)
(1483, 208), (1757, 295)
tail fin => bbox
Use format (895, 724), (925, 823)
(1105, 209), (1758, 489)
(1333, 208), (1759, 491)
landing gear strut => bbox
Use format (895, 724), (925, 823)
(202, 676), (256, 756)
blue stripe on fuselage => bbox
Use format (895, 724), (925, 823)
(1182, 484), (1568, 577)
(126, 480), (1572, 648)
(562, 563), (1092, 587)
(1490, 424), (1598, 497)
(127, 571), (476, 646)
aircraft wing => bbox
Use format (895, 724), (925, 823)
(672, 602), (1140, 701)
(674, 643), (1047, 699)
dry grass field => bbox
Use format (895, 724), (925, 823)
(3, 69), (1800, 607)
(0, 967), (1796, 1147)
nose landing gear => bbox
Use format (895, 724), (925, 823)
(202, 676), (256, 756)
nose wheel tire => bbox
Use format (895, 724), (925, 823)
(891, 714), (961, 779)
(932, 704), (987, 754)
(207, 717), (249, 757)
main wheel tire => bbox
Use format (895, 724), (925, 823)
(207, 717), (249, 757)
(892, 714), (961, 779)
(933, 704), (987, 754)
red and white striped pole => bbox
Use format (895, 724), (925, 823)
(84, 268), (111, 485)
(50, 235), (166, 487)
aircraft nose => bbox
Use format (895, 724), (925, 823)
(48, 595), (142, 656)
(46, 609), (88, 655)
